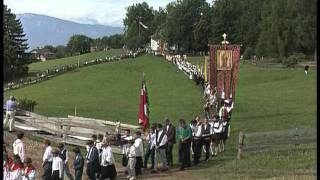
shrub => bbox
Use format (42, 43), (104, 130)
(17, 98), (38, 112)
(282, 55), (298, 68)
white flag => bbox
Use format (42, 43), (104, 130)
(139, 21), (148, 29)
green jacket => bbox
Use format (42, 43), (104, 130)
(176, 125), (192, 141)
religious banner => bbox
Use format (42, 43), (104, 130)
(217, 50), (233, 70)
(208, 33), (241, 102)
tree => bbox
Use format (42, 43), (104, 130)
(4, 5), (31, 82)
(123, 2), (155, 49)
(66, 34), (93, 55)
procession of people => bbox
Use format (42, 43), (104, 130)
(3, 50), (234, 180)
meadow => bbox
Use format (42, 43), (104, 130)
(4, 53), (316, 179)
(28, 49), (123, 72)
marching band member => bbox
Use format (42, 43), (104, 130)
(193, 118), (202, 164)
(155, 124), (168, 171)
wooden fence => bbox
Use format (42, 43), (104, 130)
(237, 127), (316, 160)
(10, 109), (141, 154)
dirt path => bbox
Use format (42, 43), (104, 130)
(4, 131), (193, 180)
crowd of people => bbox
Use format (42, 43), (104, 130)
(4, 50), (234, 180)
(3, 104), (232, 180)
(4, 48), (146, 92)
(164, 54), (205, 87)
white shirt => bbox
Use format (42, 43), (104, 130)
(52, 157), (63, 178)
(134, 138), (143, 157)
(213, 122), (223, 133)
(127, 145), (136, 158)
(9, 168), (23, 180)
(194, 124), (202, 137)
(146, 132), (156, 148)
(13, 139), (25, 162)
(156, 130), (168, 147)
(100, 146), (115, 166)
(43, 146), (53, 162)
(22, 167), (35, 180)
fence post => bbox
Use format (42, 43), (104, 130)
(237, 131), (244, 160)
(294, 127), (299, 146)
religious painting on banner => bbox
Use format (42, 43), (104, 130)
(217, 50), (233, 70)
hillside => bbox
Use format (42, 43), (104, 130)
(16, 13), (123, 49)
(4, 54), (316, 179)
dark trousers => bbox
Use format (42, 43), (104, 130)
(74, 169), (83, 180)
(193, 138), (202, 164)
(166, 143), (174, 166)
(42, 162), (52, 180)
(51, 170), (62, 180)
(202, 138), (211, 160)
(144, 145), (155, 169)
(135, 156), (143, 175)
(86, 163), (96, 180)
(179, 140), (191, 170)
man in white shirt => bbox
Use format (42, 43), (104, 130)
(133, 131), (143, 176)
(42, 139), (53, 180)
(155, 124), (168, 171)
(192, 119), (202, 164)
(51, 149), (63, 180)
(13, 132), (25, 163)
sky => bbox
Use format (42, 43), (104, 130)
(4, 0), (212, 27)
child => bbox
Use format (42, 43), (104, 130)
(10, 154), (23, 180)
(22, 157), (35, 180)
(73, 147), (84, 180)
(126, 140), (136, 180)
(51, 149), (63, 180)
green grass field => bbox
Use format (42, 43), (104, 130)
(4, 53), (316, 179)
(28, 49), (123, 72)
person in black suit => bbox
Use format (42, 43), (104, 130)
(163, 118), (176, 167)
(72, 147), (84, 180)
(85, 140), (99, 180)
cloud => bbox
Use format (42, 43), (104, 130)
(4, 0), (212, 27)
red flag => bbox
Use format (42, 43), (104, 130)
(138, 73), (149, 130)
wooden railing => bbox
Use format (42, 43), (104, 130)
(237, 127), (316, 160)
(11, 109), (142, 154)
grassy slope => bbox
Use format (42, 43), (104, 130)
(4, 54), (316, 179)
(6, 54), (203, 125)
(28, 49), (123, 72)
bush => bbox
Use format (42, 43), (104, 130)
(17, 98), (38, 112)
(282, 55), (298, 68)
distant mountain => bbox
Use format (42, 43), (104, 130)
(16, 13), (123, 50)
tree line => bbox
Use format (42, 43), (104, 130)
(124, 0), (316, 62)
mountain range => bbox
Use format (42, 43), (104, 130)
(16, 13), (123, 50)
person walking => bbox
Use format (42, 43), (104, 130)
(57, 143), (74, 180)
(144, 124), (156, 170)
(100, 137), (117, 180)
(72, 147), (84, 180)
(155, 124), (168, 171)
(126, 140), (136, 180)
(133, 131), (143, 176)
(176, 119), (192, 171)
(4, 96), (17, 132)
(193, 118), (202, 165)
(42, 139), (53, 180)
(85, 140), (99, 180)
(201, 118), (211, 161)
(13, 132), (25, 163)
(51, 149), (63, 180)
(163, 118), (175, 167)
